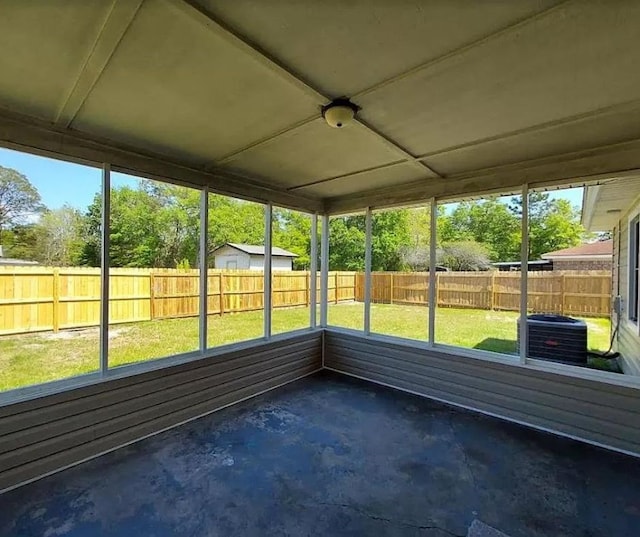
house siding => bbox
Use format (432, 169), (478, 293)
(213, 245), (251, 269)
(324, 329), (640, 456)
(617, 207), (640, 375)
(0, 332), (322, 493)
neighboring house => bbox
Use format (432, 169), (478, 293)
(492, 260), (554, 272)
(211, 243), (298, 271)
(582, 179), (640, 376)
(0, 245), (39, 266)
(541, 240), (613, 271)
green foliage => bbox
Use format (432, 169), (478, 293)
(208, 194), (265, 251)
(35, 205), (86, 266)
(371, 210), (412, 270)
(0, 162), (589, 272)
(0, 225), (39, 260)
(176, 258), (191, 271)
(443, 199), (521, 261)
(328, 216), (366, 270)
(510, 192), (586, 260)
(272, 208), (312, 269)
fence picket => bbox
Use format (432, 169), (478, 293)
(0, 267), (611, 336)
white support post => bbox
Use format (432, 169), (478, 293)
(364, 207), (372, 335)
(264, 203), (273, 339)
(310, 213), (318, 329)
(99, 163), (111, 373)
(320, 214), (329, 327)
(199, 187), (208, 352)
(519, 184), (529, 364)
(428, 198), (437, 346)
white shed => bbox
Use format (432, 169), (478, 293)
(211, 243), (298, 271)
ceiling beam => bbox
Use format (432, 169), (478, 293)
(214, 115), (318, 165)
(288, 160), (408, 191)
(325, 138), (640, 214)
(55, 0), (144, 127)
(174, 0), (325, 102)
(0, 110), (323, 214)
(174, 0), (440, 178)
(204, 0), (570, 176)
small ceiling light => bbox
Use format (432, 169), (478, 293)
(322, 98), (359, 128)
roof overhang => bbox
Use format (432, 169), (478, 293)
(3, 1), (640, 214)
(582, 176), (640, 231)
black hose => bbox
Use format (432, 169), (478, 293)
(587, 312), (621, 359)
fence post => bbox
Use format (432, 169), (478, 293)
(561, 273), (566, 315)
(390, 272), (394, 304)
(306, 271), (311, 306)
(149, 272), (155, 320)
(219, 272), (225, 316)
(490, 271), (496, 310)
(436, 272), (441, 306)
(335, 273), (339, 304)
(52, 268), (60, 332)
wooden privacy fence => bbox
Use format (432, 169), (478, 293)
(0, 267), (356, 336)
(356, 271), (612, 318)
(0, 267), (609, 336)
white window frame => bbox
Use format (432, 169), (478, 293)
(0, 146), (320, 403)
(628, 212), (639, 326)
(1, 142), (639, 402)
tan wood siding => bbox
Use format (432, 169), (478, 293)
(0, 332), (322, 492)
(324, 330), (640, 456)
(616, 208), (640, 374)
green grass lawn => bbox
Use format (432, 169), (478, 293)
(0, 303), (612, 392)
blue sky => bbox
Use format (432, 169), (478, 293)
(0, 146), (584, 212)
(0, 147), (138, 211)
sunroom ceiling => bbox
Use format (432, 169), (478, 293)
(1, 0), (640, 214)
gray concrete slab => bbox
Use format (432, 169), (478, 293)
(468, 519), (511, 537)
(0, 371), (638, 537)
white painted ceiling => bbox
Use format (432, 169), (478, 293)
(0, 0), (639, 213)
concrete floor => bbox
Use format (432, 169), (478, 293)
(1, 371), (639, 537)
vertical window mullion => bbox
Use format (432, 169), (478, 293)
(428, 198), (437, 346)
(320, 215), (329, 327)
(199, 187), (208, 352)
(364, 207), (372, 335)
(310, 213), (318, 329)
(264, 203), (272, 339)
(99, 163), (110, 374)
(519, 184), (529, 364)
(631, 216), (639, 323)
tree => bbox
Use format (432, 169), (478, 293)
(438, 241), (492, 271)
(371, 210), (411, 271)
(207, 194), (265, 255)
(327, 211), (413, 271)
(272, 208), (312, 269)
(0, 224), (39, 260)
(328, 217), (366, 270)
(80, 186), (165, 267)
(0, 166), (43, 233)
(510, 192), (585, 260)
(35, 205), (85, 265)
(444, 199), (521, 261)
